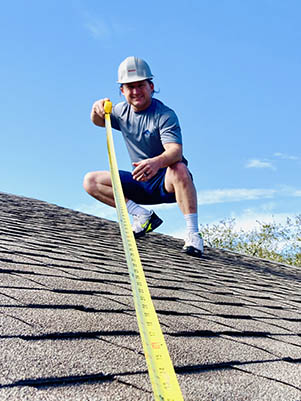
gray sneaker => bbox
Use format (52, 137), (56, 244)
(182, 232), (204, 257)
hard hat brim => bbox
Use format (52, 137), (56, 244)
(117, 75), (154, 84)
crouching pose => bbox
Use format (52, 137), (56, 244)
(84, 56), (203, 257)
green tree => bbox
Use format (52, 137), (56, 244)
(200, 215), (301, 267)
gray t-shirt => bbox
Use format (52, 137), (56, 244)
(110, 98), (187, 165)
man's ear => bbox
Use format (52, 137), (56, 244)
(120, 85), (124, 94)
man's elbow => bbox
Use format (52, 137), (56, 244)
(173, 149), (183, 163)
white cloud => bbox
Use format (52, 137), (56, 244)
(197, 206), (296, 234)
(274, 152), (299, 161)
(229, 209), (291, 232)
(245, 159), (276, 170)
(197, 188), (276, 205)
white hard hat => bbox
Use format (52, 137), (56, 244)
(117, 56), (154, 84)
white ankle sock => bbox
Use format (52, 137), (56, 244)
(184, 213), (199, 234)
(126, 200), (151, 217)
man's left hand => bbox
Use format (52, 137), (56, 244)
(132, 159), (160, 182)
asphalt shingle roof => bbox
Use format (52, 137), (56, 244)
(0, 192), (301, 401)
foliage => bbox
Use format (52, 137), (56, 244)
(199, 215), (301, 267)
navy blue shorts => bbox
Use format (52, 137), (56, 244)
(119, 168), (177, 205)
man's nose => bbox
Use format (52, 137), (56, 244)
(132, 87), (140, 94)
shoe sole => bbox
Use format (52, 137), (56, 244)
(134, 217), (163, 239)
(182, 246), (203, 258)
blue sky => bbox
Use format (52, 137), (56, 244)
(1, 0), (300, 239)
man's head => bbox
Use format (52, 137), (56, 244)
(118, 57), (154, 112)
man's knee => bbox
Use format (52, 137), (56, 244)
(165, 162), (193, 193)
(169, 162), (191, 183)
(83, 171), (110, 195)
(83, 172), (95, 194)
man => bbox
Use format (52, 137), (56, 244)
(84, 56), (203, 257)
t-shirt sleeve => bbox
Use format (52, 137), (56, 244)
(110, 103), (122, 131)
(159, 111), (182, 145)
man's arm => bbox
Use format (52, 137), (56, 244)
(155, 142), (183, 168)
(90, 98), (110, 127)
(132, 143), (182, 182)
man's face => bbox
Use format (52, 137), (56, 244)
(120, 80), (154, 112)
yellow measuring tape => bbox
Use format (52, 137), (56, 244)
(104, 101), (184, 401)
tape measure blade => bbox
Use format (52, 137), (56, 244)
(105, 114), (184, 401)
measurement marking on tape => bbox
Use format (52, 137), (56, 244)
(104, 101), (184, 401)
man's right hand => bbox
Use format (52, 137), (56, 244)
(90, 98), (110, 127)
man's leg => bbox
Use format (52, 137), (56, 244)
(83, 171), (162, 237)
(164, 163), (197, 215)
(83, 171), (116, 207)
(165, 163), (203, 256)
